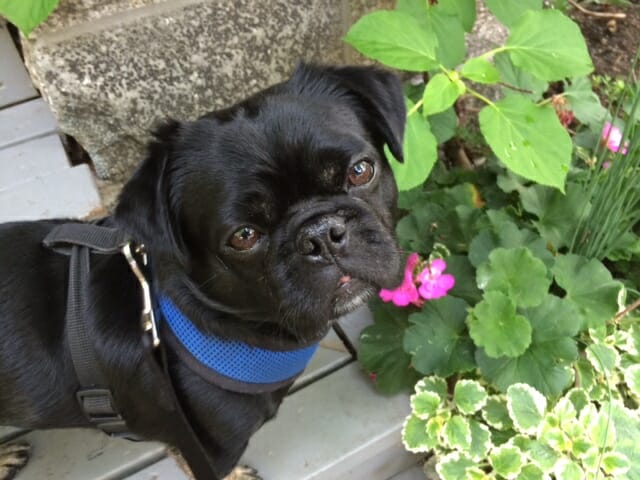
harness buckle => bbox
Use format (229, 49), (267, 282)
(122, 242), (160, 348)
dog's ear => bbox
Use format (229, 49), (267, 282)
(115, 121), (185, 262)
(325, 65), (406, 162)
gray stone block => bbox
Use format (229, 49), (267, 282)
(0, 21), (37, 108)
(0, 164), (103, 222)
(242, 363), (416, 480)
(0, 134), (69, 190)
(0, 98), (58, 150)
(22, 0), (391, 181)
(10, 428), (165, 479)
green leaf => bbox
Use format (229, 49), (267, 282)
(468, 419), (492, 461)
(476, 295), (579, 396)
(411, 390), (442, 420)
(506, 10), (594, 81)
(468, 213), (554, 269)
(428, 107), (458, 144)
(564, 77), (607, 128)
(607, 401), (640, 479)
(494, 52), (548, 101)
(526, 440), (560, 473)
(461, 57), (501, 84)
(506, 383), (546, 435)
(489, 444), (524, 478)
(476, 247), (551, 307)
(454, 380), (488, 415)
(446, 255), (482, 304)
(436, 452), (476, 480)
(482, 396), (513, 430)
(566, 389), (590, 415)
(517, 464), (545, 480)
(402, 414), (436, 452)
(602, 451), (631, 476)
(579, 404), (616, 450)
(439, 0), (476, 32)
(415, 375), (448, 399)
(397, 0), (467, 68)
(422, 73), (466, 117)
(519, 182), (590, 249)
(468, 291), (532, 358)
(358, 302), (419, 394)
(484, 0), (542, 27)
(585, 343), (620, 375)
(552, 254), (622, 330)
(624, 364), (640, 398)
(479, 94), (572, 191)
(424, 7), (466, 69)
(553, 460), (584, 480)
(344, 10), (438, 71)
(0, 0), (60, 36)
(387, 99), (438, 191)
(404, 297), (476, 376)
(443, 415), (472, 450)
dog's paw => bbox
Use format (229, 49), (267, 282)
(223, 465), (262, 480)
(0, 442), (31, 480)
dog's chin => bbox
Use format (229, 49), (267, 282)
(331, 278), (377, 318)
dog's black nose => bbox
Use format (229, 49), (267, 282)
(297, 215), (348, 260)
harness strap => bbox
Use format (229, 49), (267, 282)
(45, 224), (130, 436)
(43, 223), (221, 479)
(43, 223), (129, 254)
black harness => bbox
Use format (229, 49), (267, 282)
(43, 223), (222, 480)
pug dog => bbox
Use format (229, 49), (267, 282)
(0, 63), (404, 480)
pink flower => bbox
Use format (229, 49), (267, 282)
(602, 122), (628, 155)
(379, 253), (421, 307)
(380, 254), (456, 306)
(416, 259), (455, 300)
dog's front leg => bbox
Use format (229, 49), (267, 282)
(0, 442), (30, 480)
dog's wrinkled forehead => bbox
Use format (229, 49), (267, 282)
(177, 96), (375, 227)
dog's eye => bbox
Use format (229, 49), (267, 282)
(229, 226), (260, 250)
(347, 159), (375, 187)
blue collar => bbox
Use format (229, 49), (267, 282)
(157, 296), (318, 393)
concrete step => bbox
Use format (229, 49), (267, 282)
(0, 21), (37, 108)
(0, 164), (103, 222)
(0, 98), (58, 150)
(241, 363), (416, 480)
(11, 429), (165, 480)
(0, 134), (70, 190)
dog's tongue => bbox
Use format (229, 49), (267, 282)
(339, 275), (351, 286)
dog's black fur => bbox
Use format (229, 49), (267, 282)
(0, 64), (405, 478)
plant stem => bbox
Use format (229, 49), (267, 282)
(567, 0), (626, 19)
(466, 87), (497, 109)
(481, 46), (509, 60)
(407, 99), (423, 117)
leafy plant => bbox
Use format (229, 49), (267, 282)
(0, 0), (60, 36)
(344, 0), (593, 191)
(345, 0), (640, 477)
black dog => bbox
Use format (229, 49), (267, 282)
(0, 63), (404, 479)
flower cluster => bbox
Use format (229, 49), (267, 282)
(379, 253), (455, 307)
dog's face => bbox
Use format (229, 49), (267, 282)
(116, 64), (405, 341)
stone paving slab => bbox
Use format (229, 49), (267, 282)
(11, 429), (165, 480)
(0, 98), (58, 150)
(0, 134), (69, 190)
(0, 164), (103, 222)
(242, 363), (415, 480)
(0, 21), (37, 108)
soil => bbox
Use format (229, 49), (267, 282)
(570, 1), (640, 78)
